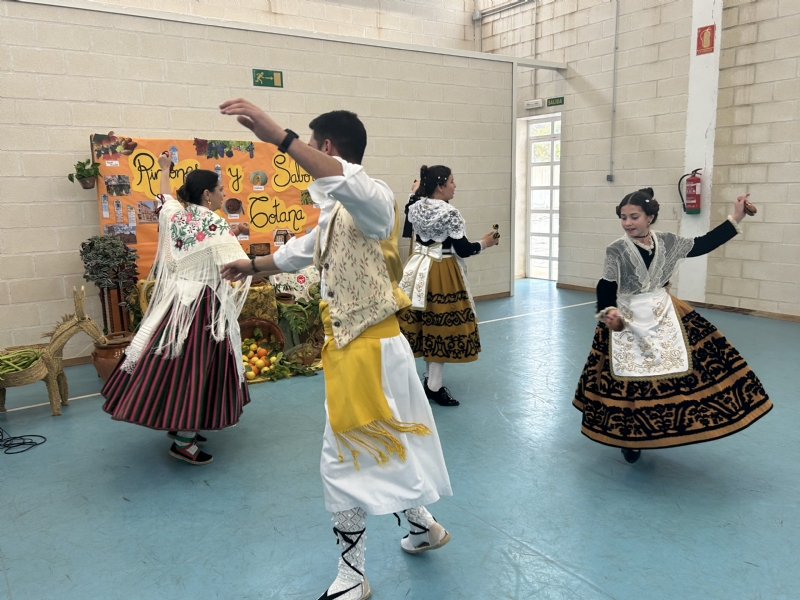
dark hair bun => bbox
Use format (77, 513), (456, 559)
(616, 187), (661, 224)
(176, 184), (188, 202)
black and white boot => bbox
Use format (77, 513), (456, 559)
(317, 507), (371, 600)
(396, 506), (450, 554)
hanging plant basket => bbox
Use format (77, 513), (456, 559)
(78, 177), (96, 190)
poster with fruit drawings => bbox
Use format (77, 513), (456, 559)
(92, 132), (319, 275)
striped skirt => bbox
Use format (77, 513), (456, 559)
(102, 287), (250, 431)
(573, 298), (772, 449)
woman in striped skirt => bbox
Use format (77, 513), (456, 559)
(102, 151), (251, 465)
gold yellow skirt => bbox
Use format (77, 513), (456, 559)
(397, 257), (480, 364)
(573, 297), (772, 449)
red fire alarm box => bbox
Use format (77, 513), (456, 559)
(697, 24), (715, 55)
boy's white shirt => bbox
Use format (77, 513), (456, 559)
(272, 157), (394, 274)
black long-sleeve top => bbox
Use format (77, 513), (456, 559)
(413, 234), (482, 258)
(596, 220), (738, 312)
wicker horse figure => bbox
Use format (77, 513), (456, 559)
(0, 287), (107, 416)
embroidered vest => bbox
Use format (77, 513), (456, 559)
(314, 201), (410, 349)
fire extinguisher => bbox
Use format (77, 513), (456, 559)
(678, 168), (702, 214)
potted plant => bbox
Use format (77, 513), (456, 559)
(80, 235), (139, 380)
(68, 159), (101, 189)
(79, 235), (139, 335)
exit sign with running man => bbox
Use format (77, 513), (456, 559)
(253, 69), (284, 88)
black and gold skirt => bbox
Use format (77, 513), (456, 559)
(573, 298), (772, 449)
(398, 258), (480, 363)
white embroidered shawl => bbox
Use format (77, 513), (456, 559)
(122, 195), (251, 379)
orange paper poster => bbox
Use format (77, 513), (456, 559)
(92, 133), (319, 275)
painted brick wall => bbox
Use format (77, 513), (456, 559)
(709, 0), (800, 316)
(0, 1), (511, 359)
(56, 0), (477, 50)
(483, 0), (695, 288)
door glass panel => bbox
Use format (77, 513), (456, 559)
(530, 236), (550, 257)
(526, 114), (560, 281)
(530, 166), (551, 187)
(530, 212), (550, 234)
(531, 141), (552, 163)
(529, 122), (552, 137)
(530, 189), (550, 210)
(529, 258), (549, 279)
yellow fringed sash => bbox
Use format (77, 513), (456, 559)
(320, 302), (431, 470)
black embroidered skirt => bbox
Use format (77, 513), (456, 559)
(398, 257), (480, 363)
(573, 297), (772, 449)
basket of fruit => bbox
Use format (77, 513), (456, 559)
(239, 318), (319, 383)
(239, 318), (283, 382)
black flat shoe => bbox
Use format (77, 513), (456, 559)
(167, 431), (207, 445)
(423, 380), (459, 407)
(169, 443), (213, 465)
(621, 448), (641, 464)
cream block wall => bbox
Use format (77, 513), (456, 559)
(483, 0), (694, 290)
(48, 0), (477, 51)
(709, 0), (800, 317)
(0, 1), (512, 359)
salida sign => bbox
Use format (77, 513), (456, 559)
(92, 133), (319, 274)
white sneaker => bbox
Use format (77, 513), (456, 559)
(400, 521), (450, 554)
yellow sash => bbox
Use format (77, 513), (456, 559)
(320, 301), (430, 470)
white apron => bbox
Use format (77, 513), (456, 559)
(400, 241), (476, 312)
(610, 288), (692, 380)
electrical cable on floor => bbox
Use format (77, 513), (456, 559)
(0, 425), (46, 454)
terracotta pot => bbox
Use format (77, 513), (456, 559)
(275, 292), (296, 305)
(92, 331), (134, 383)
(78, 177), (96, 190)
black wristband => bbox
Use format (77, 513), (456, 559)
(278, 129), (298, 153)
(250, 257), (258, 274)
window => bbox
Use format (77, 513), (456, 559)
(526, 113), (561, 280)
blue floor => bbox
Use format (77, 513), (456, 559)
(2, 280), (798, 600)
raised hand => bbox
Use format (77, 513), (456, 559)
(157, 150), (171, 171)
(219, 99), (284, 145)
(732, 193), (749, 223)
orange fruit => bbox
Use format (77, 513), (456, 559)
(256, 348), (268, 358)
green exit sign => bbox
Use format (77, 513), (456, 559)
(253, 69), (283, 88)
(546, 96), (564, 107)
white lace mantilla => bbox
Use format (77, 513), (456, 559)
(602, 230), (695, 295)
(407, 198), (466, 243)
(610, 289), (692, 380)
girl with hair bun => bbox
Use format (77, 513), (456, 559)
(573, 188), (771, 463)
(102, 152), (252, 465)
(398, 165), (499, 407)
